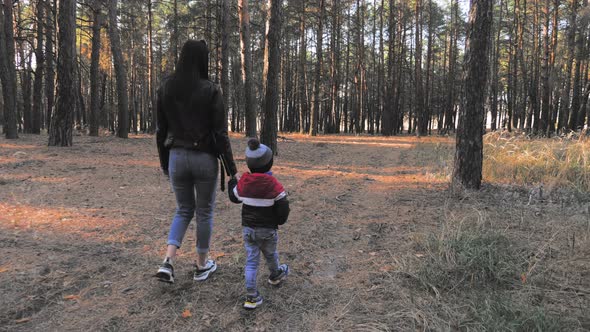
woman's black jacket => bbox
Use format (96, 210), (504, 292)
(156, 77), (237, 176)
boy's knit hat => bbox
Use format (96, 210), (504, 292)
(245, 138), (273, 170)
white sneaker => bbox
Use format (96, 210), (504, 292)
(155, 261), (174, 283)
(194, 260), (217, 281)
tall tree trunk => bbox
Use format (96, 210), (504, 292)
(506, 1), (515, 131)
(396, 4), (406, 133)
(75, 29), (85, 131)
(21, 48), (33, 133)
(343, 5), (351, 133)
(130, 15), (139, 134)
(517, 0), (528, 130)
(414, 0), (426, 136)
(297, 0), (308, 134)
(260, 0), (281, 154)
(444, 0), (458, 133)
(45, 0), (55, 131)
(452, 0), (493, 190)
(239, 0), (257, 137)
(172, 0), (178, 67)
(221, 0), (230, 121)
(231, 54), (243, 132)
(310, 0), (324, 136)
(355, 0), (364, 133)
(559, 1), (577, 132)
(529, 1), (540, 133)
(512, 0), (523, 130)
(540, 0), (551, 135)
(48, 0), (76, 146)
(329, 0), (341, 134)
(382, 0), (396, 136)
(548, 0), (559, 134)
(1, 0), (18, 138)
(490, 0), (502, 131)
(147, 0), (155, 133)
(89, 5), (101, 137)
(569, 0), (586, 130)
(368, 0), (377, 134)
(32, 0), (45, 134)
(107, 0), (128, 138)
(579, 0), (589, 129)
(376, 0), (385, 134)
(424, 0), (434, 134)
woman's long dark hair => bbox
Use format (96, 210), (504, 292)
(170, 40), (209, 102)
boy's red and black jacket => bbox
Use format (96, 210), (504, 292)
(228, 172), (290, 229)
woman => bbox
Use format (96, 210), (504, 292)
(155, 40), (237, 283)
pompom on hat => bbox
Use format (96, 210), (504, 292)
(245, 138), (273, 171)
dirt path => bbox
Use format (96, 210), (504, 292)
(1, 133), (586, 331)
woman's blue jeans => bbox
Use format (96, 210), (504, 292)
(167, 148), (218, 254)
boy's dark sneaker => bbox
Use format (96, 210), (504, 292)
(155, 262), (174, 283)
(268, 264), (289, 285)
(194, 259), (217, 281)
(243, 292), (263, 310)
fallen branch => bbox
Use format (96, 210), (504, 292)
(278, 135), (295, 142)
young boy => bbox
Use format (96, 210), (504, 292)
(228, 138), (290, 309)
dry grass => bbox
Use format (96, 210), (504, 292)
(396, 190), (590, 331)
(483, 131), (590, 194)
(415, 222), (525, 292)
(409, 131), (590, 195)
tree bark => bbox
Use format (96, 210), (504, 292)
(396, 3), (406, 133)
(48, 0), (76, 146)
(424, 0), (434, 134)
(260, 0), (281, 154)
(558, 2), (577, 132)
(0, 0), (18, 138)
(569, 0), (585, 130)
(107, 0), (129, 138)
(444, 0), (458, 133)
(414, 0), (426, 136)
(89, 4), (101, 136)
(382, 0), (396, 136)
(20, 46), (33, 133)
(540, 0), (551, 135)
(452, 0), (493, 190)
(147, 0), (155, 133)
(548, 0), (559, 134)
(239, 0), (257, 137)
(297, 0), (308, 134)
(354, 0), (365, 133)
(490, 0), (502, 131)
(329, 0), (341, 134)
(220, 0), (230, 121)
(32, 0), (45, 134)
(45, 0), (55, 131)
(376, 0), (385, 135)
(172, 0), (178, 67)
(309, 0), (324, 136)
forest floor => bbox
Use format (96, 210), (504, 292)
(0, 132), (589, 331)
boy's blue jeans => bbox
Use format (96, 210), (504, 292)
(243, 226), (280, 294)
(167, 149), (218, 254)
